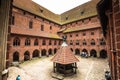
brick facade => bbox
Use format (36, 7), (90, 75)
(8, 4), (107, 64)
(58, 16), (107, 58)
(97, 0), (120, 79)
(9, 7), (62, 63)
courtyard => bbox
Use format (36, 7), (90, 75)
(7, 56), (109, 80)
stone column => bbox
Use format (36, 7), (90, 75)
(0, 0), (12, 80)
(97, 50), (100, 58)
(46, 52), (49, 57)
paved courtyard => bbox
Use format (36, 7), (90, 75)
(7, 56), (109, 80)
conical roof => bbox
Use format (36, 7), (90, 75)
(51, 42), (79, 64)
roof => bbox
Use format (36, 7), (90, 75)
(63, 23), (101, 33)
(61, 0), (100, 25)
(13, 0), (99, 25)
(11, 26), (61, 39)
(13, 0), (61, 24)
(51, 42), (79, 64)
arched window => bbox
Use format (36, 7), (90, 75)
(41, 24), (44, 31)
(49, 40), (52, 45)
(42, 39), (46, 45)
(25, 38), (30, 46)
(50, 26), (52, 30)
(100, 38), (106, 45)
(83, 39), (87, 45)
(34, 39), (38, 46)
(91, 39), (95, 45)
(76, 40), (79, 45)
(13, 51), (19, 61)
(70, 40), (73, 45)
(54, 40), (57, 45)
(29, 20), (33, 29)
(13, 37), (20, 46)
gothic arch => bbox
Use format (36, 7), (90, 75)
(90, 49), (97, 57)
(75, 48), (80, 55)
(54, 48), (57, 54)
(48, 48), (52, 55)
(82, 49), (88, 54)
(24, 51), (30, 61)
(13, 51), (19, 62)
(13, 37), (20, 46)
(41, 49), (46, 56)
(100, 49), (107, 58)
(33, 49), (39, 58)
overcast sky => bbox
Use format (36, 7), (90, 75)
(32, 0), (91, 14)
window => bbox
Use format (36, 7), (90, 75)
(54, 40), (57, 45)
(25, 38), (30, 46)
(80, 10), (84, 15)
(83, 39), (87, 45)
(40, 9), (43, 13)
(11, 16), (15, 25)
(23, 12), (26, 15)
(29, 21), (33, 29)
(70, 35), (72, 37)
(91, 32), (94, 35)
(49, 40), (52, 45)
(100, 38), (106, 45)
(13, 37), (20, 46)
(50, 26), (52, 30)
(70, 40), (73, 45)
(91, 39), (95, 45)
(42, 39), (46, 45)
(59, 41), (61, 45)
(34, 39), (38, 46)
(76, 34), (78, 37)
(66, 17), (68, 20)
(83, 33), (86, 36)
(76, 40), (79, 45)
(41, 24), (44, 31)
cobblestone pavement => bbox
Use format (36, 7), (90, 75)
(7, 56), (109, 80)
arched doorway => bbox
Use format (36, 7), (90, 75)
(54, 48), (57, 54)
(82, 49), (88, 54)
(24, 51), (30, 61)
(33, 49), (39, 58)
(13, 51), (19, 62)
(100, 50), (107, 58)
(41, 49), (46, 56)
(75, 48), (80, 55)
(90, 49), (97, 57)
(48, 49), (52, 55)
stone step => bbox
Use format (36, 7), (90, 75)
(51, 73), (64, 80)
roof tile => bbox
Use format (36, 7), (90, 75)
(51, 45), (79, 64)
(13, 0), (100, 25)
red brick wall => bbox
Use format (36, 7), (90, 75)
(9, 7), (107, 64)
(12, 8), (60, 34)
(59, 16), (107, 57)
(112, 0), (120, 79)
(105, 0), (120, 79)
(9, 7), (62, 63)
(9, 35), (61, 62)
